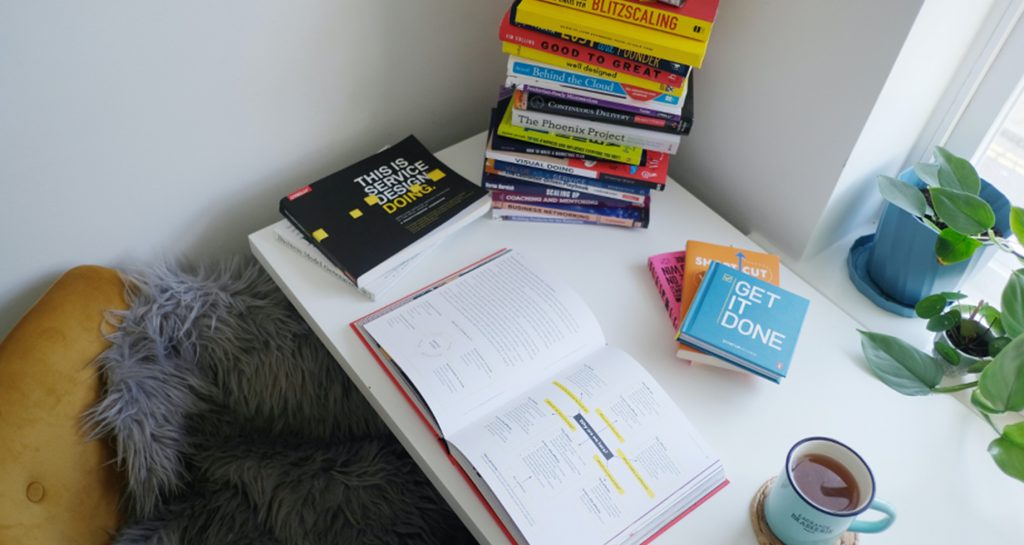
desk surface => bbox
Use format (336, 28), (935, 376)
(250, 132), (1022, 545)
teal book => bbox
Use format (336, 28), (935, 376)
(677, 261), (809, 383)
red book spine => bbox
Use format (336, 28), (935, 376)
(499, 10), (685, 89)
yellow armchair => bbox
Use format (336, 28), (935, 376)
(0, 266), (126, 545)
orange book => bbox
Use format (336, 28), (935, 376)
(674, 241), (781, 365)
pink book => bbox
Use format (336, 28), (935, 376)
(647, 251), (686, 330)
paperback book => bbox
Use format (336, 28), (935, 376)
(677, 262), (810, 383)
(487, 159), (651, 203)
(510, 102), (682, 153)
(497, 96), (646, 164)
(487, 115), (669, 189)
(482, 173), (645, 207)
(492, 196), (651, 228)
(279, 135), (490, 292)
(519, 83), (685, 124)
(351, 249), (727, 545)
(516, 86), (691, 135)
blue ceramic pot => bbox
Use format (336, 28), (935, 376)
(866, 169), (1011, 308)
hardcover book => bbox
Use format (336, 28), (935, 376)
(502, 42), (683, 95)
(539, 0), (719, 42)
(674, 241), (781, 367)
(677, 262), (810, 383)
(499, 8), (691, 86)
(352, 249), (727, 545)
(647, 251), (686, 330)
(513, 0), (710, 68)
(507, 56), (683, 108)
(279, 135), (490, 291)
(486, 159), (651, 204)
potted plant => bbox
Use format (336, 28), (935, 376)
(848, 147), (1013, 316)
(858, 201), (1024, 481)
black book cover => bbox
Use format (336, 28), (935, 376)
(279, 135), (489, 284)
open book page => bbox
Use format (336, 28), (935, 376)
(362, 250), (606, 437)
(447, 346), (719, 545)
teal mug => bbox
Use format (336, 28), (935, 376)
(764, 437), (895, 545)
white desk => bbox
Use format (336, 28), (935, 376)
(249, 132), (1022, 545)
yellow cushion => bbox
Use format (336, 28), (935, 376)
(0, 266), (126, 545)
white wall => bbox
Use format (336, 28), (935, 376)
(0, 0), (508, 337)
(804, 0), (1000, 257)
(668, 0), (925, 259)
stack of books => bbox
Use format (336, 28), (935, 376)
(483, 0), (718, 228)
(648, 241), (810, 383)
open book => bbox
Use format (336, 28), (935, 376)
(352, 249), (727, 545)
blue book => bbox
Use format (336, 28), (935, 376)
(677, 261), (809, 383)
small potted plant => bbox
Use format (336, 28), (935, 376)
(848, 147), (1013, 315)
(858, 208), (1024, 481)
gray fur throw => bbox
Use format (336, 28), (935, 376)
(86, 257), (476, 545)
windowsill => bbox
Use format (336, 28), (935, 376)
(776, 230), (1012, 349)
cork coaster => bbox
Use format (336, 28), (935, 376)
(750, 477), (858, 545)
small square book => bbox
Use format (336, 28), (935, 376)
(352, 249), (727, 545)
(677, 261), (809, 383)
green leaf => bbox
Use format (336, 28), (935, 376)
(989, 336), (1012, 357)
(916, 293), (951, 318)
(1011, 207), (1024, 243)
(1002, 269), (1024, 338)
(878, 175), (928, 217)
(927, 309), (961, 332)
(930, 187), (997, 236)
(934, 340), (961, 365)
(914, 163), (942, 187)
(989, 422), (1024, 483)
(935, 228), (984, 264)
(967, 359), (990, 374)
(935, 146), (982, 195)
(859, 330), (944, 395)
(972, 389), (1000, 413)
(978, 335), (1024, 412)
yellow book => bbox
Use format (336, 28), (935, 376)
(539, 0), (717, 43)
(502, 42), (684, 96)
(515, 0), (709, 68)
(496, 99), (644, 165)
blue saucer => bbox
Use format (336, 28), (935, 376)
(847, 234), (917, 317)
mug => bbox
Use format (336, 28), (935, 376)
(764, 437), (895, 545)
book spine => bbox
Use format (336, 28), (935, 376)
(490, 159), (650, 195)
(539, 0), (714, 41)
(492, 208), (608, 226)
(497, 104), (644, 165)
(510, 107), (681, 154)
(521, 87), (688, 135)
(506, 74), (681, 117)
(488, 185), (640, 207)
(520, 84), (681, 123)
(494, 200), (647, 228)
(501, 42), (682, 95)
(491, 131), (611, 162)
(507, 57), (682, 107)
(647, 251), (686, 330)
(514, 0), (708, 68)
(486, 161), (648, 204)
(500, 12), (690, 85)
